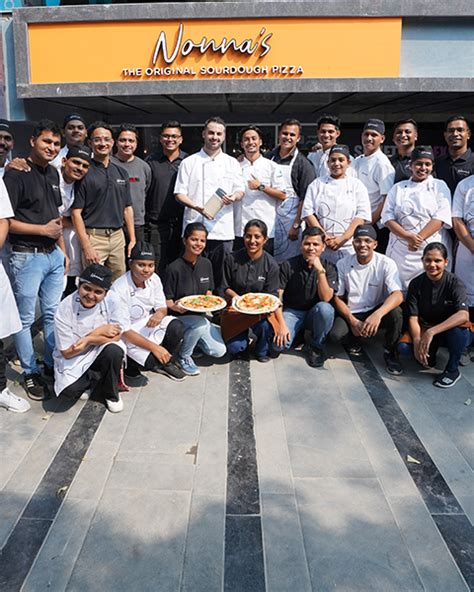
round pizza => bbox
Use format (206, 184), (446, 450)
(178, 294), (227, 313)
(234, 293), (280, 315)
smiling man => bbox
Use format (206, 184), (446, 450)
(175, 117), (244, 286)
(266, 118), (315, 262)
(111, 124), (151, 243)
(71, 121), (135, 281)
(0, 120), (14, 177)
(331, 224), (404, 375)
(435, 115), (474, 196)
(4, 119), (67, 400)
(146, 120), (187, 274)
(390, 118), (418, 183)
(50, 113), (87, 170)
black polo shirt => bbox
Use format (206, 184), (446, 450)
(145, 150), (187, 224)
(280, 255), (338, 311)
(434, 148), (474, 196)
(4, 161), (61, 249)
(72, 159), (132, 228)
(406, 271), (468, 327)
(164, 255), (214, 315)
(222, 249), (279, 296)
(265, 148), (315, 200)
(390, 152), (412, 183)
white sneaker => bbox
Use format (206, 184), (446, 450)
(79, 390), (91, 401)
(105, 395), (123, 413)
(0, 387), (31, 413)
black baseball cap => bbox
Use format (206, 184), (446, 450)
(79, 264), (113, 290)
(130, 241), (155, 261)
(363, 118), (385, 136)
(66, 145), (92, 163)
(0, 119), (13, 137)
(353, 224), (377, 240)
(410, 145), (434, 162)
(329, 144), (351, 159)
(63, 113), (86, 127)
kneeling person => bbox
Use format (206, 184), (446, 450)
(331, 224), (404, 374)
(275, 227), (338, 368)
(53, 264), (127, 413)
(110, 242), (185, 382)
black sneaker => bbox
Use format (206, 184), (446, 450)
(255, 355), (271, 363)
(43, 364), (54, 380)
(306, 347), (325, 368)
(153, 361), (186, 382)
(124, 372), (149, 388)
(23, 373), (46, 401)
(433, 369), (461, 389)
(347, 343), (362, 356)
(384, 351), (403, 375)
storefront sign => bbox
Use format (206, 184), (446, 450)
(27, 17), (401, 84)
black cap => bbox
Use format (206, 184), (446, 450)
(0, 119), (13, 137)
(363, 118), (385, 135)
(353, 224), (377, 240)
(329, 144), (351, 159)
(410, 145), (434, 162)
(130, 241), (155, 261)
(66, 145), (92, 163)
(79, 264), (113, 290)
(63, 113), (86, 128)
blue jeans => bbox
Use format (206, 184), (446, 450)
(274, 302), (335, 351)
(429, 326), (469, 373)
(9, 247), (65, 374)
(179, 315), (227, 358)
(226, 318), (272, 358)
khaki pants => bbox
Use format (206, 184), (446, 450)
(83, 229), (125, 282)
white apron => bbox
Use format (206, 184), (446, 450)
(59, 178), (82, 277)
(272, 149), (301, 262)
(384, 178), (452, 291)
(0, 262), (21, 339)
(53, 295), (126, 396)
(454, 195), (474, 306)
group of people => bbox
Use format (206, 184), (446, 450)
(0, 111), (472, 414)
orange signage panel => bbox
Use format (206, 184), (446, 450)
(28, 18), (401, 83)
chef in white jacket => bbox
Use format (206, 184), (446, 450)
(452, 175), (474, 309)
(53, 264), (127, 413)
(382, 146), (452, 292)
(110, 242), (186, 384)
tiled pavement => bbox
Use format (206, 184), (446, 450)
(0, 341), (472, 591)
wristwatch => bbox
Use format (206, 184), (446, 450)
(292, 222), (300, 230)
(257, 183), (266, 191)
(317, 268), (327, 275)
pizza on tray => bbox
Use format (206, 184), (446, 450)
(179, 294), (227, 313)
(234, 293), (280, 315)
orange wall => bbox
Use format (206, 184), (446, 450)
(28, 17), (401, 83)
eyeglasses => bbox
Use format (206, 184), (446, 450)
(90, 136), (113, 144)
(160, 134), (181, 140)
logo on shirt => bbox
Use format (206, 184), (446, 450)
(258, 275), (266, 281)
(116, 179), (126, 184)
(200, 276), (209, 282)
(51, 184), (59, 191)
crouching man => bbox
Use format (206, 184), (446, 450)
(53, 264), (126, 413)
(331, 224), (404, 374)
(110, 241), (186, 383)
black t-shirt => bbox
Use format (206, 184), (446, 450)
(72, 159), (132, 228)
(164, 255), (214, 315)
(221, 249), (279, 296)
(280, 255), (338, 311)
(389, 153), (412, 184)
(4, 161), (62, 249)
(406, 271), (468, 326)
(434, 148), (474, 196)
(145, 151), (187, 223)
(265, 148), (315, 200)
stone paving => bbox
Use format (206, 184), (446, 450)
(0, 340), (473, 591)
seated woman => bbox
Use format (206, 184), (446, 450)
(164, 222), (226, 376)
(53, 264), (127, 413)
(406, 242), (470, 388)
(382, 146), (452, 292)
(110, 242), (186, 383)
(221, 219), (288, 362)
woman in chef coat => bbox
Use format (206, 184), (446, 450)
(0, 178), (30, 412)
(452, 175), (474, 316)
(53, 264), (127, 413)
(110, 241), (186, 383)
(381, 146), (452, 292)
(302, 144), (371, 266)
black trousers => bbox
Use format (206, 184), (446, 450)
(330, 306), (403, 352)
(147, 218), (183, 276)
(0, 339), (6, 392)
(60, 343), (124, 402)
(126, 318), (184, 375)
(374, 225), (390, 255)
(204, 239), (234, 290)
